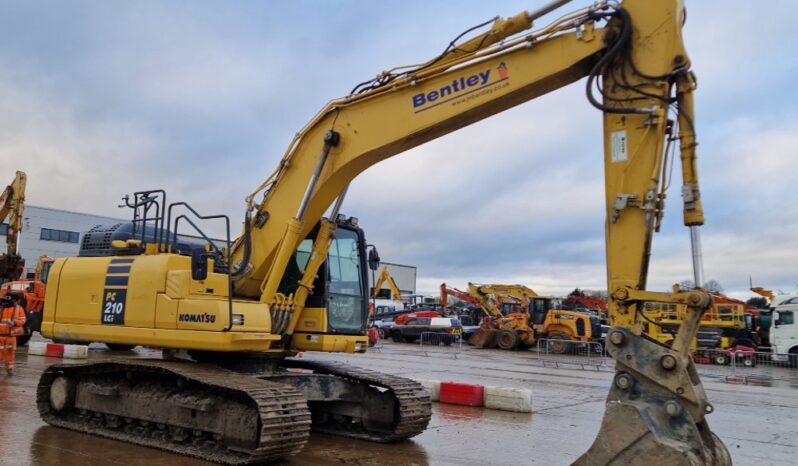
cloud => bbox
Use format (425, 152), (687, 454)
(0, 1), (795, 301)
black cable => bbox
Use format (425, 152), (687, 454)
(586, 8), (684, 115)
(441, 16), (497, 57)
(591, 8), (685, 109)
(638, 304), (664, 329)
(230, 210), (252, 282)
(594, 66), (654, 104)
(349, 16), (497, 96)
(613, 7), (685, 82)
(585, 9), (652, 114)
(614, 52), (675, 103)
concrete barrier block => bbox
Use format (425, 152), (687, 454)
(484, 386), (533, 413)
(415, 379), (440, 401)
(63, 344), (89, 359)
(28, 341), (48, 356)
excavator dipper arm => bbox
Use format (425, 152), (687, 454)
(373, 265), (402, 303)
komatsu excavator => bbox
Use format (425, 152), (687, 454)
(38, 1), (731, 464)
(0, 170), (26, 283)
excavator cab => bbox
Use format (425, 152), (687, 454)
(36, 258), (53, 284)
(529, 297), (560, 325)
(281, 216), (370, 338)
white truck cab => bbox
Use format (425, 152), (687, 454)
(770, 292), (798, 361)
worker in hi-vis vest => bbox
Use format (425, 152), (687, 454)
(0, 295), (26, 375)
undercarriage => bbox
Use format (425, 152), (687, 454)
(37, 358), (431, 465)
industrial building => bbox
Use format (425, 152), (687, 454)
(1, 205), (126, 278)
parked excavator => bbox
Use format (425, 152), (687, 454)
(440, 282), (482, 325)
(372, 265), (403, 304)
(563, 294), (608, 318)
(37, 1), (730, 464)
(0, 170), (26, 283)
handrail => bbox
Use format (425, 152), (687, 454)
(167, 201), (233, 332)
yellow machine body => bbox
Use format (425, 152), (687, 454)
(42, 254), (366, 353)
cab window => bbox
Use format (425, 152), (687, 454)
(776, 311), (795, 326)
(327, 228), (366, 333)
(295, 239), (312, 271)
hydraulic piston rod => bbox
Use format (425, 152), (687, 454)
(689, 225), (704, 287)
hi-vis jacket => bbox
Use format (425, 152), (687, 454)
(0, 305), (25, 336)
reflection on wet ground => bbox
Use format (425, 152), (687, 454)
(291, 433), (429, 466)
(29, 426), (215, 466)
(7, 338), (798, 466)
(27, 426), (430, 466)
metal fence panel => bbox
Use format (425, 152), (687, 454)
(419, 332), (463, 359)
(691, 348), (798, 386)
(692, 348), (738, 381)
(532, 338), (609, 371)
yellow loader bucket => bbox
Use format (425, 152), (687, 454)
(468, 328), (498, 348)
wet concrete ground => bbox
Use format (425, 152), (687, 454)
(4, 337), (798, 466)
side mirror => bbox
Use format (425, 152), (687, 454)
(368, 247), (380, 271)
(191, 249), (208, 281)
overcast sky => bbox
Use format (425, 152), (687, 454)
(1, 1), (796, 300)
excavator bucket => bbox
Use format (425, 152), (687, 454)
(575, 328), (731, 466)
(0, 254), (24, 281)
(467, 328), (498, 348)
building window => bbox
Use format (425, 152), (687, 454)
(40, 228), (79, 244)
(0, 223), (7, 236)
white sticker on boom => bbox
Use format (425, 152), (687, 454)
(611, 130), (628, 163)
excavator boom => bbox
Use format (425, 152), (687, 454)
(0, 170), (27, 281)
(440, 283), (479, 314)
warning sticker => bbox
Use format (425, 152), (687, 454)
(611, 130), (628, 163)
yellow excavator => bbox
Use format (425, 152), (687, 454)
(0, 170), (27, 283)
(38, 1), (730, 464)
(467, 283), (601, 351)
(372, 265), (403, 304)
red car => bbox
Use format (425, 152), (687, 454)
(394, 311), (440, 326)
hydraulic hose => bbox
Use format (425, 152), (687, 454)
(230, 210), (253, 283)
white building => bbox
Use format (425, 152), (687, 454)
(1, 205), (126, 278)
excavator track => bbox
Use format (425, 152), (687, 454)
(37, 360), (311, 465)
(279, 359), (431, 442)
